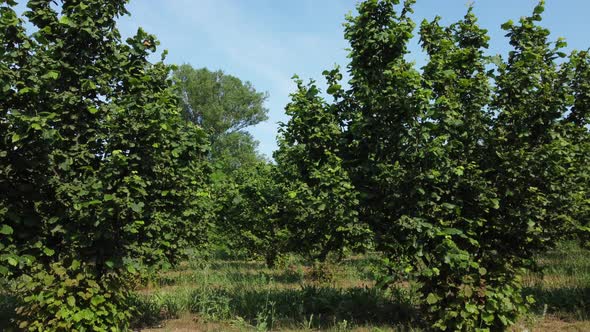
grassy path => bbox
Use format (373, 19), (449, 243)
(133, 243), (590, 331)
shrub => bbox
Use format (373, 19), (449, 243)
(288, 0), (589, 330)
(0, 0), (209, 330)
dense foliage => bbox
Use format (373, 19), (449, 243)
(279, 0), (589, 330)
(171, 65), (272, 259)
(275, 77), (371, 262)
(0, 0), (209, 330)
(215, 163), (290, 267)
(1, 0), (588, 331)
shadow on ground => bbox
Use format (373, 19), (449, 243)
(0, 293), (18, 331)
(524, 285), (590, 321)
(132, 284), (419, 330)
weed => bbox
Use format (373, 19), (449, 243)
(132, 242), (589, 331)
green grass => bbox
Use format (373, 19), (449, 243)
(1, 243), (589, 331)
(135, 244), (590, 331)
(133, 255), (420, 331)
(523, 241), (590, 322)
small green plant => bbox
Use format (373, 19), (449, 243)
(188, 288), (232, 321)
(302, 313), (315, 330)
(16, 262), (133, 331)
(306, 261), (337, 285)
(334, 319), (350, 331)
(254, 299), (276, 331)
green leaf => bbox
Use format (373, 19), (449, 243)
(18, 87), (32, 95)
(126, 265), (137, 274)
(71, 260), (81, 270)
(463, 286), (474, 298)
(533, 3), (545, 15)
(500, 20), (514, 30)
(43, 248), (55, 256)
(490, 198), (500, 210)
(130, 202), (145, 213)
(0, 225), (13, 235)
(67, 296), (76, 307)
(426, 293), (439, 305)
(82, 80), (97, 91)
(81, 309), (94, 320)
(59, 15), (72, 25)
(41, 71), (60, 80)
(442, 203), (457, 210)
(6, 257), (18, 266)
(442, 228), (463, 236)
(91, 295), (106, 306)
(465, 303), (477, 314)
(327, 84), (341, 95)
(482, 313), (495, 324)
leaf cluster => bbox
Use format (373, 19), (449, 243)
(0, 0), (211, 329)
(279, 0), (590, 330)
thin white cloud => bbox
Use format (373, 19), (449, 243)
(119, 0), (352, 157)
(164, 0), (297, 96)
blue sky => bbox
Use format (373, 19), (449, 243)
(114, 1), (588, 157)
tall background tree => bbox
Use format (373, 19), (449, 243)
(0, 0), (209, 330)
(172, 65), (272, 259)
(172, 65), (268, 175)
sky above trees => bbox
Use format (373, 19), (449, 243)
(114, 0), (589, 157)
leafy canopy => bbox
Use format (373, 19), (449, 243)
(286, 0), (589, 330)
(0, 0), (210, 330)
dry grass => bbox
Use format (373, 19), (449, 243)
(139, 314), (239, 332)
(142, 316), (590, 332)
